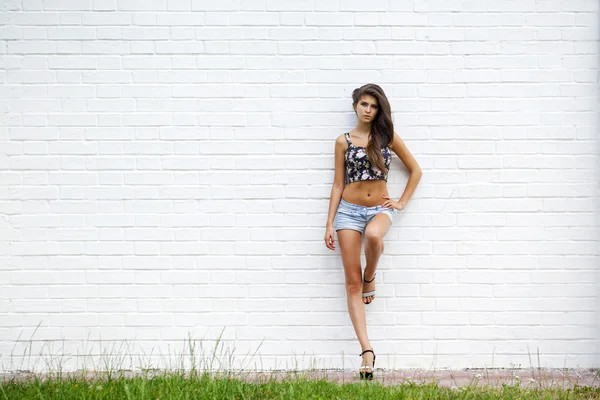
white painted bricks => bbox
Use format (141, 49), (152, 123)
(1, 0), (599, 371)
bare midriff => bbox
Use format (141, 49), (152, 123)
(341, 180), (389, 207)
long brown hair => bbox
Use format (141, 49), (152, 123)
(352, 83), (394, 172)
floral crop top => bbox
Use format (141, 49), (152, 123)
(344, 132), (392, 184)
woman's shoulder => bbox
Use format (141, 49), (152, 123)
(335, 132), (350, 145)
(335, 133), (350, 152)
(336, 132), (348, 141)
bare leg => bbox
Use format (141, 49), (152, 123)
(337, 229), (374, 370)
(363, 214), (391, 304)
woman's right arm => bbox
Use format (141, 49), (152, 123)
(324, 136), (347, 250)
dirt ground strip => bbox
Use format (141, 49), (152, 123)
(1, 368), (598, 389)
(238, 368), (599, 389)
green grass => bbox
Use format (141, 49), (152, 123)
(2, 372), (600, 400)
(2, 328), (599, 399)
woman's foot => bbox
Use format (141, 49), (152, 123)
(359, 349), (376, 380)
(362, 272), (376, 304)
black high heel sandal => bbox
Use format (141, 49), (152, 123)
(362, 273), (376, 304)
(359, 349), (376, 380)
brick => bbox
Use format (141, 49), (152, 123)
(0, 2), (597, 371)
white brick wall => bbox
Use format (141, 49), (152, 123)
(1, 0), (599, 371)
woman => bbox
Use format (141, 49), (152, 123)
(324, 83), (422, 380)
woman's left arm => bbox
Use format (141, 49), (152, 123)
(384, 132), (422, 210)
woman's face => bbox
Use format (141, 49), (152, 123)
(355, 95), (378, 123)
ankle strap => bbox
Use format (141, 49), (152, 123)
(359, 349), (374, 357)
(363, 273), (376, 283)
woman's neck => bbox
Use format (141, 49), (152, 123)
(355, 121), (372, 136)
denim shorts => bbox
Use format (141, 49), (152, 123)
(333, 199), (396, 234)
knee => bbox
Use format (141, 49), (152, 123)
(365, 231), (383, 249)
(345, 275), (362, 295)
